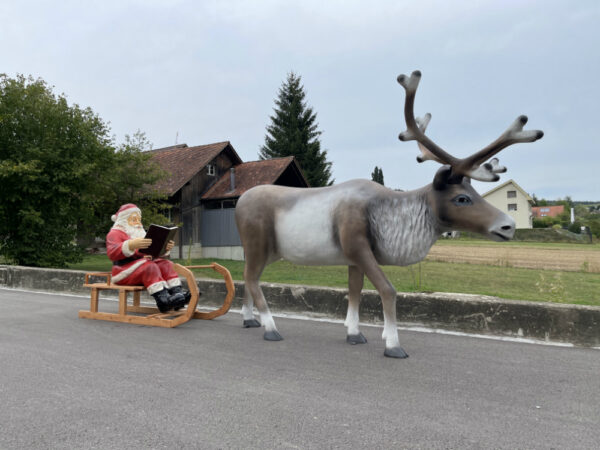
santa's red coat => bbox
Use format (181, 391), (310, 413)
(106, 228), (180, 295)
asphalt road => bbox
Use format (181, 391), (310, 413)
(1, 288), (599, 449)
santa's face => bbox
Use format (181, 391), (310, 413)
(127, 213), (142, 228)
(119, 212), (145, 238)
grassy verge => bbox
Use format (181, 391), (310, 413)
(66, 254), (600, 307)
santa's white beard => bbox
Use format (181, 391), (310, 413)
(125, 224), (146, 239)
(112, 217), (146, 239)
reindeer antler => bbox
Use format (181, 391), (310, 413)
(397, 70), (543, 182)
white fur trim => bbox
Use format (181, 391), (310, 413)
(166, 278), (181, 288)
(121, 240), (135, 257)
(147, 281), (167, 295)
(112, 206), (141, 223)
(111, 259), (148, 283)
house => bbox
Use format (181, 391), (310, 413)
(532, 205), (565, 218)
(148, 142), (309, 260)
(482, 179), (533, 229)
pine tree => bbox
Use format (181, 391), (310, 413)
(371, 166), (384, 185)
(259, 72), (333, 186)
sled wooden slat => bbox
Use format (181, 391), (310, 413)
(78, 263), (234, 327)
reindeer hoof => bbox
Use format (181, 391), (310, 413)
(346, 333), (368, 345)
(243, 319), (261, 328)
(384, 346), (409, 359)
(264, 330), (283, 341)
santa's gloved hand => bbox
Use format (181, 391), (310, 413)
(129, 238), (152, 250)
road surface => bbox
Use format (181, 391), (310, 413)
(1, 288), (599, 449)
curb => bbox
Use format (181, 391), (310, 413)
(1, 264), (599, 347)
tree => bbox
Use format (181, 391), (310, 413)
(0, 74), (168, 267)
(75, 130), (170, 248)
(259, 72), (333, 186)
(371, 166), (384, 185)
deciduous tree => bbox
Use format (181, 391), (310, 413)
(0, 74), (167, 266)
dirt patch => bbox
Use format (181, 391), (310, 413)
(427, 245), (600, 272)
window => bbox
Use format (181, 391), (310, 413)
(508, 203), (517, 211)
(204, 199), (237, 209)
(207, 164), (215, 176)
(204, 201), (221, 209)
(541, 208), (550, 212)
(507, 190), (516, 198)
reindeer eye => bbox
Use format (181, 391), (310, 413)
(452, 194), (472, 206)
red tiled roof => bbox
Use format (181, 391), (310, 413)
(532, 205), (565, 218)
(147, 142), (241, 195)
(202, 157), (307, 200)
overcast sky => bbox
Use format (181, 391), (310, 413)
(2, 0), (599, 200)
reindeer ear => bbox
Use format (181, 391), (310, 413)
(433, 166), (453, 190)
(433, 165), (464, 189)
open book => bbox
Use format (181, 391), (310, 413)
(138, 224), (178, 258)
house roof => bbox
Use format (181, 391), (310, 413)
(532, 205), (565, 217)
(482, 179), (533, 203)
(202, 156), (309, 200)
(147, 142), (242, 195)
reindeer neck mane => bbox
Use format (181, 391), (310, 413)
(367, 189), (439, 266)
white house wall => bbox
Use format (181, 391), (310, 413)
(483, 183), (532, 229)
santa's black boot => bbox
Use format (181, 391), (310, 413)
(152, 288), (174, 313)
(169, 286), (191, 303)
(169, 286), (191, 311)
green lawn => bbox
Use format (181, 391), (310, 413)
(67, 254), (600, 307)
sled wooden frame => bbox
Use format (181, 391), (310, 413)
(78, 263), (234, 327)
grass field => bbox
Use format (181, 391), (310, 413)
(67, 243), (600, 307)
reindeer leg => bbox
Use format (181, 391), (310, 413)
(340, 220), (407, 358)
(364, 265), (408, 358)
(349, 246), (407, 358)
(345, 265), (367, 345)
(243, 259), (282, 341)
(242, 288), (260, 328)
(367, 274), (407, 357)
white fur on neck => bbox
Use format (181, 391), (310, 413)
(368, 193), (438, 266)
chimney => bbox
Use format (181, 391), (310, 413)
(230, 167), (235, 191)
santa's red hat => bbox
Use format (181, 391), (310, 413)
(111, 203), (141, 222)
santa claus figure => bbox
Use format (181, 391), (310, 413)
(106, 204), (190, 312)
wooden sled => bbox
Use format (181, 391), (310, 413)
(79, 263), (234, 328)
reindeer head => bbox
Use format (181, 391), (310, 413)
(397, 70), (543, 241)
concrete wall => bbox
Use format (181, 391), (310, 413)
(173, 243), (203, 259)
(2, 264), (600, 346)
(172, 244), (244, 260)
(201, 246), (244, 261)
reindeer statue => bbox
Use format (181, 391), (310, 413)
(235, 70), (543, 358)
